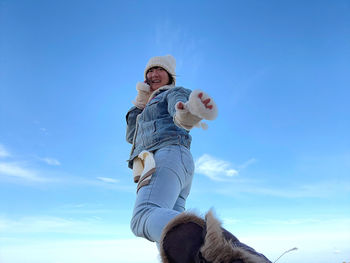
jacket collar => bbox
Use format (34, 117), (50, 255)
(148, 84), (175, 102)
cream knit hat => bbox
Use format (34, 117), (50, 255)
(144, 55), (176, 84)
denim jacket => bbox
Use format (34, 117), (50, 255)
(126, 85), (192, 168)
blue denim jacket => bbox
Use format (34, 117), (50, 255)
(126, 85), (192, 168)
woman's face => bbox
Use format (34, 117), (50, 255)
(146, 67), (170, 91)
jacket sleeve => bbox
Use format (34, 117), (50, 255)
(125, 106), (142, 144)
(166, 87), (192, 117)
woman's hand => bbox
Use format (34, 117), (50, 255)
(174, 90), (217, 130)
(132, 82), (152, 109)
(198, 92), (213, 109)
(187, 89), (218, 121)
(176, 101), (185, 110)
(176, 92), (213, 110)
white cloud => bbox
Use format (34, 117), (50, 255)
(40, 157), (61, 166)
(51, 203), (114, 215)
(218, 215), (350, 263)
(222, 217), (240, 225)
(0, 238), (159, 263)
(242, 226), (350, 263)
(0, 215), (130, 237)
(3, 217), (81, 234)
(1, 216), (349, 263)
(0, 162), (45, 182)
(254, 180), (350, 198)
(0, 160), (131, 189)
(238, 158), (257, 170)
(155, 21), (203, 78)
(0, 145), (60, 181)
(195, 154), (238, 181)
(0, 144), (11, 158)
(97, 177), (119, 183)
(213, 179), (350, 199)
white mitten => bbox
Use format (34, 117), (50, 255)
(187, 89), (218, 120)
(174, 89), (218, 130)
(174, 102), (202, 130)
(132, 82), (152, 109)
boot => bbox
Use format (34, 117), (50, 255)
(160, 210), (271, 263)
(160, 212), (206, 263)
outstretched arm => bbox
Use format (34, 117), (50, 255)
(177, 92), (213, 110)
(174, 90), (218, 130)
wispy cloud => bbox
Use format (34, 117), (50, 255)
(39, 157), (61, 166)
(97, 177), (119, 184)
(0, 144), (11, 158)
(33, 120), (49, 135)
(0, 144), (60, 182)
(195, 154), (238, 181)
(0, 145), (131, 189)
(0, 159), (131, 189)
(155, 21), (203, 79)
(238, 158), (257, 170)
(0, 238), (158, 263)
(51, 203), (115, 215)
(222, 217), (240, 225)
(0, 162), (46, 182)
(1, 217), (349, 263)
(0, 215), (119, 235)
(40, 127), (48, 134)
(214, 179), (350, 199)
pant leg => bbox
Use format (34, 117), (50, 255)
(172, 172), (194, 212)
(130, 145), (194, 243)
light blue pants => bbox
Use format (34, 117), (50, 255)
(130, 145), (194, 244)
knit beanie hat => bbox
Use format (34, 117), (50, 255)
(144, 55), (176, 84)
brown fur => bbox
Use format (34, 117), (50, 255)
(160, 210), (269, 263)
(200, 210), (269, 263)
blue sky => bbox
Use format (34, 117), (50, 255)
(1, 0), (349, 262)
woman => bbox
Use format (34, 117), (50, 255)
(126, 54), (216, 241)
(126, 55), (271, 263)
